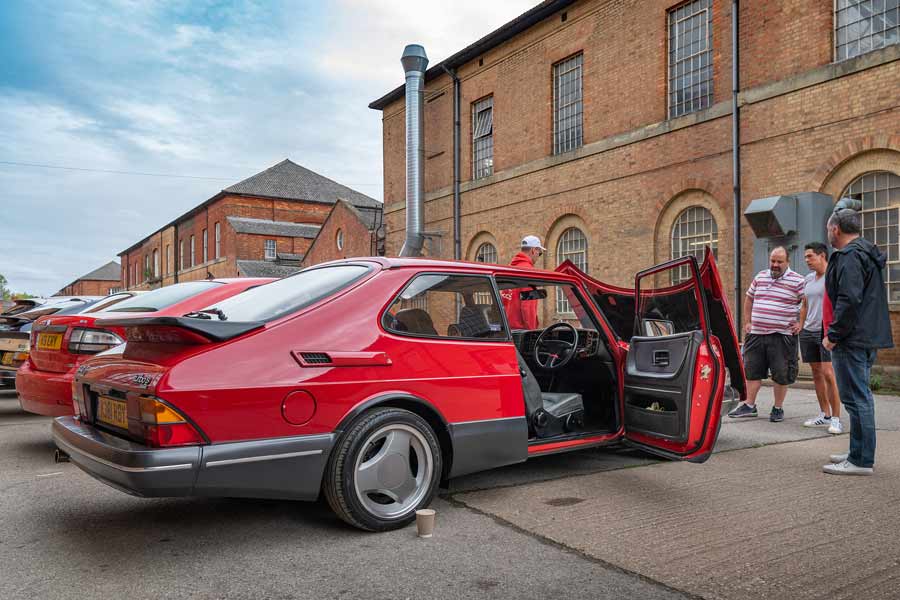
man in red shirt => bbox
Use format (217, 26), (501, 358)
(501, 235), (545, 330)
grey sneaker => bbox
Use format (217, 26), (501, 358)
(728, 402), (758, 418)
(823, 460), (874, 476)
(770, 407), (785, 422)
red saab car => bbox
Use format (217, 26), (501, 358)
(19, 279), (272, 416)
(54, 250), (744, 531)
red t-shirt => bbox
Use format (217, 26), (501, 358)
(822, 289), (834, 338)
(501, 252), (539, 329)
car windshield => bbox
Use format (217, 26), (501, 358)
(105, 281), (223, 312)
(82, 293), (134, 314)
(194, 264), (372, 322)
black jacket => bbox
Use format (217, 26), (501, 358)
(825, 237), (893, 349)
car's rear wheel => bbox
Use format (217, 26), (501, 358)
(323, 407), (442, 531)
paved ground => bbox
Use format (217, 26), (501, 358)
(2, 385), (898, 599)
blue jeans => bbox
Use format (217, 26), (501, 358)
(831, 346), (877, 468)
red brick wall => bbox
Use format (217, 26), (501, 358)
(376, 0), (900, 365)
(57, 279), (119, 296)
(302, 201), (376, 266)
(118, 194), (331, 289)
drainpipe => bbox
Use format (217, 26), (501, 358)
(442, 65), (462, 260)
(400, 44), (429, 257)
(732, 0), (742, 339)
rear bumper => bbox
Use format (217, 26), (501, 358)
(52, 417), (335, 501)
(0, 366), (16, 388)
(16, 362), (76, 416)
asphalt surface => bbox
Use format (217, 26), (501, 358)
(3, 385), (898, 599)
(0, 390), (685, 600)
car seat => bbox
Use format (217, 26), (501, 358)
(516, 349), (584, 437)
(392, 308), (438, 336)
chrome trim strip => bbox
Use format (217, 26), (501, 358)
(624, 385), (682, 395)
(204, 449), (323, 468)
(55, 437), (194, 473)
(450, 416), (524, 426)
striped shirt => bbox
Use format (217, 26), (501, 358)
(747, 268), (805, 335)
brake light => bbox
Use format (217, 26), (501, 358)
(138, 397), (204, 447)
(68, 328), (124, 354)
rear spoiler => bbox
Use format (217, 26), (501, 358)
(96, 316), (265, 343)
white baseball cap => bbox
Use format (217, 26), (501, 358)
(521, 235), (546, 250)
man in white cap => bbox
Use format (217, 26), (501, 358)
(501, 235), (545, 329)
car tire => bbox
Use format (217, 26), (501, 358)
(323, 407), (442, 532)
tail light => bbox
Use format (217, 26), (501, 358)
(138, 397), (204, 447)
(68, 328), (124, 354)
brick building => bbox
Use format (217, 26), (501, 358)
(55, 261), (122, 296)
(118, 159), (381, 288)
(370, 0), (900, 364)
(302, 200), (385, 266)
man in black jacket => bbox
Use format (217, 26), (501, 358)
(822, 208), (893, 476)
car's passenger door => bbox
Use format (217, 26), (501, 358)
(558, 250), (737, 463)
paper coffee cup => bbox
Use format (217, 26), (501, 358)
(416, 508), (436, 538)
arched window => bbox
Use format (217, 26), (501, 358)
(556, 228), (588, 314)
(671, 206), (718, 283)
(336, 229), (344, 251)
(474, 242), (498, 264)
(842, 171), (900, 302)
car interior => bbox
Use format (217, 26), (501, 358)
(495, 277), (619, 441)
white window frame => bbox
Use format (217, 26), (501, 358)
(834, 0), (900, 62)
(472, 96), (494, 179)
(265, 239), (277, 261)
(179, 239), (184, 271)
(215, 222), (221, 259)
(152, 249), (159, 278)
(671, 206), (719, 284)
(552, 53), (584, 155)
(556, 228), (588, 314)
(668, 0), (713, 119)
(202, 228), (208, 263)
(190, 235), (196, 267)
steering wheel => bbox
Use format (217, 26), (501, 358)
(533, 322), (579, 370)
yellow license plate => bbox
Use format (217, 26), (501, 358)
(36, 333), (63, 351)
(98, 396), (129, 429)
(1, 352), (13, 366)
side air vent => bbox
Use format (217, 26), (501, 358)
(299, 352), (332, 365)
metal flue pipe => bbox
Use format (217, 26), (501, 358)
(400, 44), (429, 257)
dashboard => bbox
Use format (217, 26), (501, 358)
(514, 328), (604, 360)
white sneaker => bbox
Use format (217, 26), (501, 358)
(830, 453), (849, 463)
(804, 412), (830, 427)
(823, 460), (873, 476)
(828, 418), (844, 435)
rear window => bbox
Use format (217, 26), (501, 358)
(199, 264), (372, 322)
(83, 293), (134, 314)
(105, 281), (222, 313)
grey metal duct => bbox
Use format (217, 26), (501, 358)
(400, 44), (428, 257)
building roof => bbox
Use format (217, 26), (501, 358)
(236, 260), (303, 279)
(369, 0), (575, 110)
(119, 159), (381, 256)
(78, 260), (122, 281)
(225, 159), (380, 208)
(226, 216), (321, 239)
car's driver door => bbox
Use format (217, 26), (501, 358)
(620, 256), (725, 462)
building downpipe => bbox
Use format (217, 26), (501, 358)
(442, 66), (462, 260)
(732, 0), (742, 338)
(400, 44), (429, 257)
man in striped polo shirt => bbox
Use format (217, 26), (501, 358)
(729, 246), (805, 422)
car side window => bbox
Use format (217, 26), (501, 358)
(382, 274), (508, 340)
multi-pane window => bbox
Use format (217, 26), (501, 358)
(668, 0), (713, 118)
(843, 171), (900, 302)
(215, 222), (221, 259)
(166, 245), (171, 275)
(265, 239), (277, 260)
(179, 239), (184, 271)
(472, 96), (494, 179)
(190, 235), (196, 267)
(671, 206), (719, 283)
(552, 53), (583, 155)
(475, 242), (498, 264)
(556, 228), (588, 314)
(835, 0), (900, 61)
(202, 228), (208, 263)
(474, 242), (499, 304)
(152, 249), (159, 278)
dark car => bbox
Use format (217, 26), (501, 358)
(54, 249), (744, 531)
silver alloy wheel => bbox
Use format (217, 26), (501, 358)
(352, 423), (434, 520)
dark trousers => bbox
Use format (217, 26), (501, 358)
(831, 346), (877, 468)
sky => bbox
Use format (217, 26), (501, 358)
(0, 0), (535, 296)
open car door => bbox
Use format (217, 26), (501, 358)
(558, 248), (745, 463)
